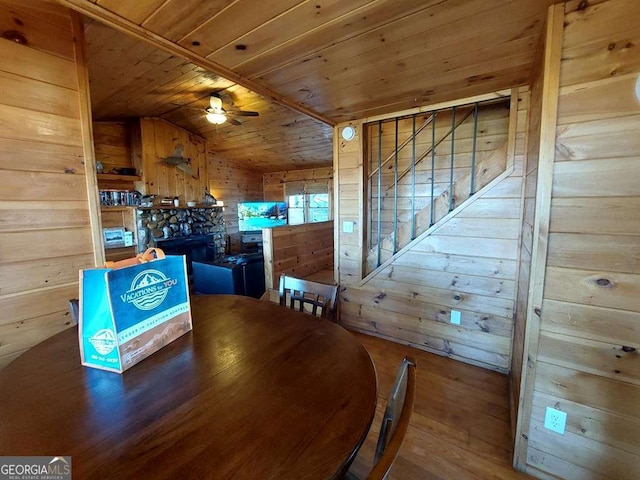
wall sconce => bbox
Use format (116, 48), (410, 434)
(341, 125), (356, 141)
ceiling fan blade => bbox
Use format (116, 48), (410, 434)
(228, 110), (259, 117)
(227, 117), (242, 126)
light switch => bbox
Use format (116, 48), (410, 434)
(450, 310), (461, 325)
(342, 221), (354, 233)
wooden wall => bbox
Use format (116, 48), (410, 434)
(208, 152), (264, 251)
(263, 167), (333, 201)
(262, 221), (334, 290)
(93, 121), (131, 173)
(0, 0), (97, 368)
(334, 122), (365, 285)
(516, 1), (640, 478)
(511, 14), (548, 439)
(133, 117), (208, 202)
(335, 90), (529, 372)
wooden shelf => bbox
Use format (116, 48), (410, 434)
(137, 204), (223, 210)
(105, 245), (138, 262)
(100, 206), (137, 211)
(104, 243), (137, 250)
(97, 173), (141, 182)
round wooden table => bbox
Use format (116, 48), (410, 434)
(0, 295), (377, 479)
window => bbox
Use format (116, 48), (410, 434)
(284, 180), (331, 224)
(309, 193), (329, 222)
(288, 194), (305, 225)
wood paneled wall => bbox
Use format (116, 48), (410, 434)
(334, 123), (365, 286)
(208, 152), (264, 251)
(262, 221), (334, 290)
(516, 1), (640, 478)
(133, 118), (208, 202)
(511, 16), (549, 441)
(93, 121), (131, 172)
(335, 90), (529, 372)
(0, 0), (96, 368)
(263, 167), (333, 201)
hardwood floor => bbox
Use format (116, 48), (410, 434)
(303, 268), (336, 285)
(349, 332), (533, 480)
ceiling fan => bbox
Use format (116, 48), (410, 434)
(204, 93), (259, 125)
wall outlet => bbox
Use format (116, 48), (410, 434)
(342, 221), (354, 233)
(544, 407), (567, 434)
(450, 310), (461, 325)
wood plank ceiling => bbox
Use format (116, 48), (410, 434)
(78, 0), (556, 172)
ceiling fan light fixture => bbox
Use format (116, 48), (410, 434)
(206, 111), (227, 124)
(210, 94), (223, 110)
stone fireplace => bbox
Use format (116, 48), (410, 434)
(136, 207), (226, 258)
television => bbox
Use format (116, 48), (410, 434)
(238, 201), (288, 232)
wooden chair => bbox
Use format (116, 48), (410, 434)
(68, 298), (79, 326)
(345, 356), (417, 480)
(278, 275), (338, 321)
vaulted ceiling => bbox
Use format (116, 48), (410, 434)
(70, 0), (557, 172)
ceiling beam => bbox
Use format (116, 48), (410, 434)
(56, 0), (336, 127)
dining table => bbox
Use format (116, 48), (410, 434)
(0, 295), (377, 479)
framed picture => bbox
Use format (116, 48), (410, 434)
(103, 227), (126, 247)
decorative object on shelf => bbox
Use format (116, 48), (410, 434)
(160, 197), (174, 206)
(100, 190), (140, 206)
(118, 167), (136, 176)
(187, 201), (197, 207)
(96, 160), (104, 174)
(173, 196), (180, 207)
(140, 194), (156, 207)
(123, 231), (134, 247)
(103, 227), (126, 247)
(161, 144), (193, 176)
(203, 189), (217, 205)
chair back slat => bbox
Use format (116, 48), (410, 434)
(367, 356), (416, 480)
(278, 275), (338, 321)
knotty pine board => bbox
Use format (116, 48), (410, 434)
(0, 0), (96, 368)
(207, 152), (263, 250)
(519, 1), (640, 478)
(262, 221), (333, 290)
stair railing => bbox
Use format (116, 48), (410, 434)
(367, 102), (481, 269)
(368, 114), (435, 180)
(369, 113), (435, 266)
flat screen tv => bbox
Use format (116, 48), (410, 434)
(238, 201), (288, 232)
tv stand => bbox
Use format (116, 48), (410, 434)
(192, 253), (265, 298)
(241, 232), (262, 253)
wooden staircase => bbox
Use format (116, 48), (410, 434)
(365, 142), (507, 274)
